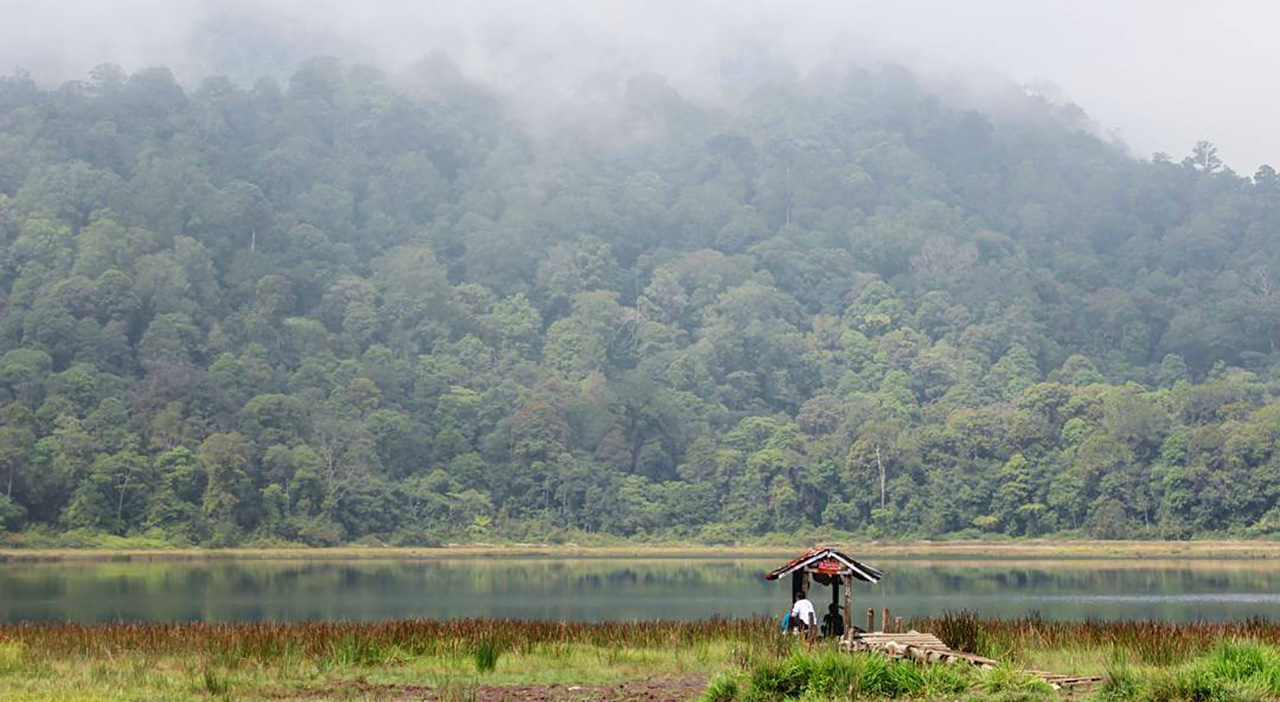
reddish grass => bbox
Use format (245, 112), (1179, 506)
(915, 612), (1280, 665)
(0, 618), (772, 663)
(2, 615), (1274, 669)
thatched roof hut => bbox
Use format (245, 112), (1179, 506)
(764, 546), (883, 584)
(765, 546), (883, 634)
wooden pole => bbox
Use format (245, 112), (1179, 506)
(894, 617), (903, 633)
(882, 608), (891, 633)
(830, 578), (839, 636)
(866, 607), (875, 633)
(842, 575), (852, 635)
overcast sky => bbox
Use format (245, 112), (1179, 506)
(2, 0), (1275, 172)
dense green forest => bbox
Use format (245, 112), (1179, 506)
(0, 57), (1276, 546)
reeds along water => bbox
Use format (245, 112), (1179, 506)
(1, 616), (1277, 667)
(915, 612), (1280, 665)
(0, 617), (774, 663)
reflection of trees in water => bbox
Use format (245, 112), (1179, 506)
(907, 566), (1276, 595)
(10, 561), (1280, 598)
(2, 559), (1278, 623)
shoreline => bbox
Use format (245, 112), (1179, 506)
(2, 539), (1278, 563)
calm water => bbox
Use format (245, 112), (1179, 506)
(0, 556), (1276, 623)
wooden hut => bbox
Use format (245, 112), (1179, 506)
(764, 546), (882, 635)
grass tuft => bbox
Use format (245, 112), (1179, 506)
(1099, 659), (1142, 701)
(0, 641), (26, 676)
(701, 671), (740, 702)
(977, 663), (1052, 698)
(434, 676), (479, 702)
(1194, 639), (1280, 698)
(473, 637), (502, 673)
(200, 667), (230, 697)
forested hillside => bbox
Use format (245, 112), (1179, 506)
(0, 57), (1277, 546)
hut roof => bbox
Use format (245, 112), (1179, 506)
(763, 546), (883, 583)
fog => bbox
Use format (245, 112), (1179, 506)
(2, 0), (1275, 171)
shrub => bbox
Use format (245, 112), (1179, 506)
(745, 655), (806, 699)
(978, 664), (1053, 699)
(1195, 640), (1280, 698)
(1145, 640), (1280, 702)
(701, 672), (740, 702)
(390, 527), (444, 547)
(802, 650), (865, 697)
(920, 662), (971, 697)
(1098, 660), (1142, 701)
(737, 650), (938, 700)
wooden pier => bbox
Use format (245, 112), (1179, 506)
(841, 631), (1104, 692)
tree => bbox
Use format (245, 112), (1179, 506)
(241, 394), (310, 447)
(851, 417), (906, 512)
(1157, 354), (1190, 388)
(510, 401), (570, 463)
(0, 55), (1275, 545)
(1187, 141), (1222, 174)
(95, 451), (150, 530)
(987, 344), (1039, 399)
(0, 423), (34, 499)
(15, 164), (121, 228)
(989, 454), (1043, 535)
(199, 433), (252, 541)
(0, 493), (24, 531)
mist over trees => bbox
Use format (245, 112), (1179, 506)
(0, 55), (1277, 546)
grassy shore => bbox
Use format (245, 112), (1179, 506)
(0, 616), (1276, 701)
(3, 539), (1280, 563)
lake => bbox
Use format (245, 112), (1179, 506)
(1, 556), (1277, 623)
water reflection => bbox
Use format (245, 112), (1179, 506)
(0, 557), (1276, 623)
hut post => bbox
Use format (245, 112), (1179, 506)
(882, 607), (890, 633)
(842, 574), (852, 634)
(866, 607), (875, 633)
(831, 577), (840, 624)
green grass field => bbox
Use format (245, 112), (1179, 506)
(0, 616), (1276, 701)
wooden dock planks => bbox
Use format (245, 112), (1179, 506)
(841, 631), (1104, 691)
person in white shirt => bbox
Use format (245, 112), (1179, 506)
(789, 590), (816, 634)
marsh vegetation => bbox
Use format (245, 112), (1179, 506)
(0, 615), (1276, 700)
